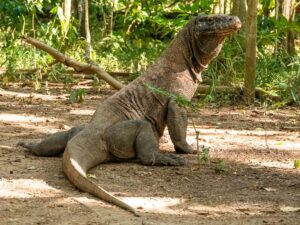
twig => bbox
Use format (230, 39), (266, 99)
(263, 108), (270, 151)
(190, 116), (200, 152)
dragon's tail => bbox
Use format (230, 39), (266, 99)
(62, 150), (140, 217)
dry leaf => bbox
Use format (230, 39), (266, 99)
(280, 206), (300, 212)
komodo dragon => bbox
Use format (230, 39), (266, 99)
(19, 14), (241, 216)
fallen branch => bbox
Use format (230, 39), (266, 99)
(196, 85), (242, 94)
(22, 37), (124, 90)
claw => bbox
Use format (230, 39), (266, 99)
(175, 144), (197, 154)
(17, 142), (34, 151)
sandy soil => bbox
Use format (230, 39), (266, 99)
(0, 84), (299, 225)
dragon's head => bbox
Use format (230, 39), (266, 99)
(191, 14), (241, 70)
(194, 14), (241, 37)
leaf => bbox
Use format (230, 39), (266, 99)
(263, 187), (277, 192)
(50, 5), (58, 14)
(255, 127), (264, 131)
(274, 141), (284, 146)
(198, 147), (210, 164)
(191, 1), (200, 13)
(35, 2), (43, 13)
(68, 89), (86, 104)
(2, 75), (9, 85)
(280, 206), (300, 212)
(28, 166), (36, 170)
(57, 6), (65, 21)
(294, 160), (300, 169)
(87, 174), (97, 179)
(214, 159), (227, 174)
(144, 83), (196, 110)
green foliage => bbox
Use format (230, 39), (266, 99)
(197, 146), (210, 164)
(214, 159), (227, 174)
(69, 88), (86, 104)
(0, 0), (299, 107)
(177, 0), (215, 14)
(0, 0), (27, 31)
(256, 53), (300, 105)
(295, 160), (300, 170)
(95, 34), (166, 72)
(197, 147), (228, 174)
(46, 3), (78, 46)
(47, 64), (75, 85)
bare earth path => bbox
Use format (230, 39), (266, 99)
(0, 84), (299, 225)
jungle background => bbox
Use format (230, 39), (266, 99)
(0, 1), (300, 225)
(0, 0), (299, 105)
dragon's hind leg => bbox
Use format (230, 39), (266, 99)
(18, 125), (84, 156)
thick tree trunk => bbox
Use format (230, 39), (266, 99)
(283, 0), (296, 55)
(243, 0), (258, 105)
(72, 0), (79, 19)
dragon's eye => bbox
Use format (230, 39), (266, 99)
(207, 18), (214, 25)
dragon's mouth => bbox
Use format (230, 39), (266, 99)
(198, 24), (241, 36)
(215, 28), (240, 36)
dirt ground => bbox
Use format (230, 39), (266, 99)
(0, 83), (299, 225)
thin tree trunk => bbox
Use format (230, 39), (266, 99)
(244, 0), (258, 104)
(274, 0), (282, 55)
(105, 1), (115, 37)
(83, 0), (92, 62)
(284, 0), (296, 55)
(219, 0), (223, 14)
(231, 0), (247, 51)
(224, 0), (228, 14)
(32, 13), (37, 68)
(275, 0), (296, 55)
(78, 0), (84, 37)
(63, 0), (72, 36)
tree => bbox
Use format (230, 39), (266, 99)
(243, 0), (258, 104)
(278, 0), (296, 55)
(63, 0), (72, 36)
(231, 0), (246, 32)
(231, 0), (247, 51)
(84, 0), (92, 62)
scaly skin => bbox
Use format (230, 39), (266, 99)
(19, 15), (241, 216)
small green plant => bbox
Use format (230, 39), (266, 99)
(198, 146), (210, 164)
(69, 88), (86, 104)
(214, 159), (227, 174)
(144, 83), (197, 110)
